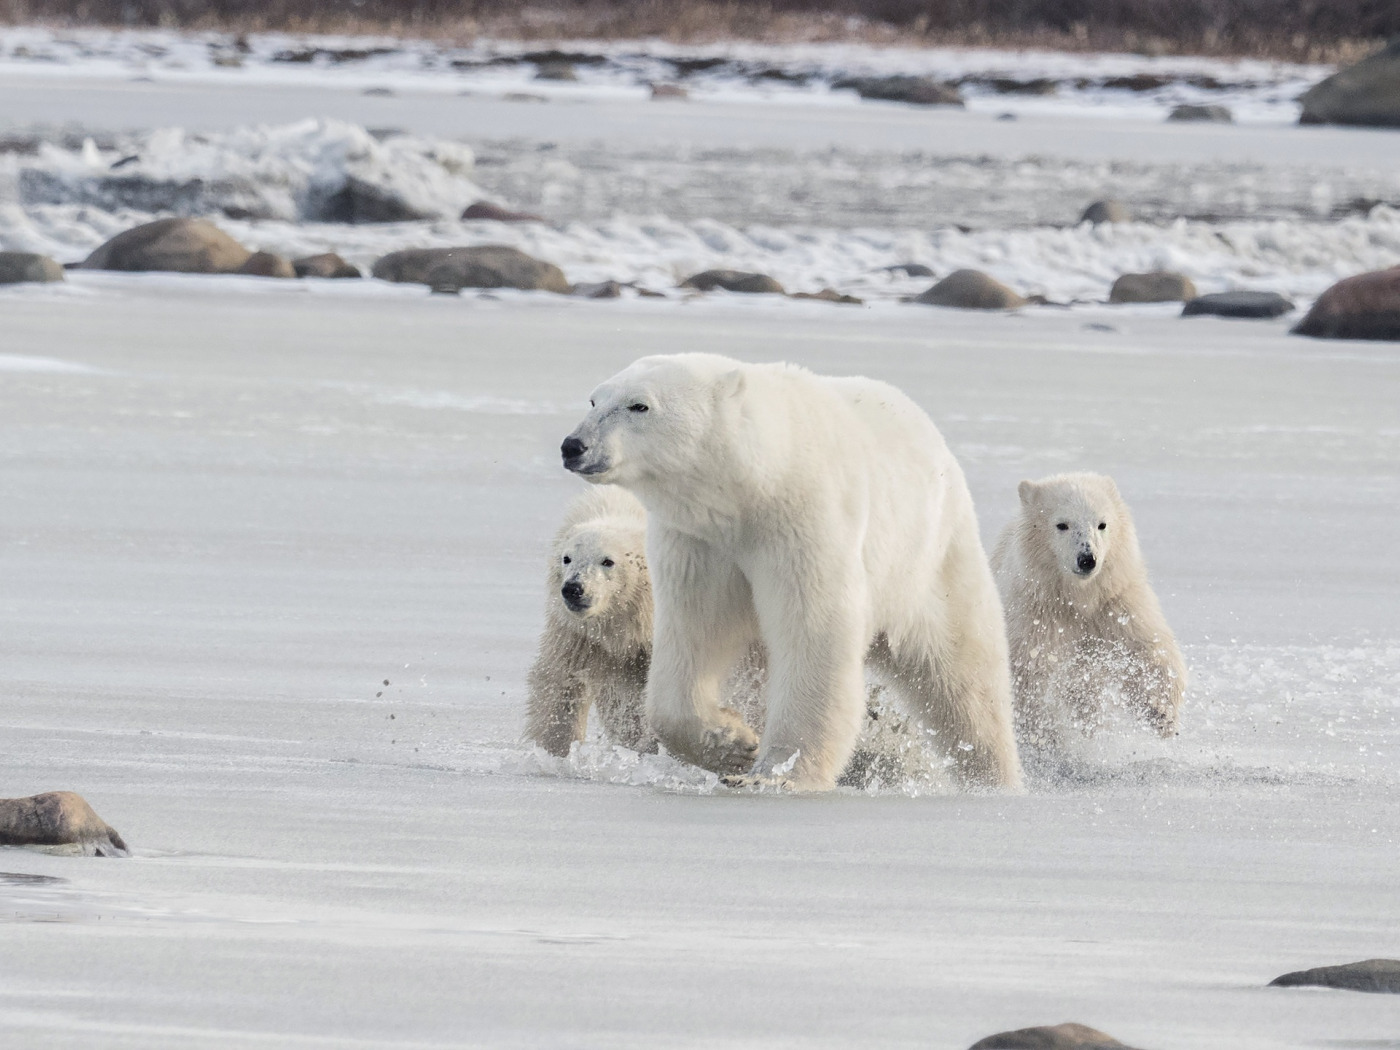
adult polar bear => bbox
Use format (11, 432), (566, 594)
(560, 353), (1021, 792)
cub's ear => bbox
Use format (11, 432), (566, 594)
(1101, 474), (1122, 498)
(715, 368), (746, 401)
(1017, 480), (1038, 506)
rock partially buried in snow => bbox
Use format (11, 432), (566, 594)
(1080, 200), (1132, 225)
(968, 1022), (1145, 1050)
(571, 280), (624, 299)
(236, 251), (295, 278)
(1269, 959), (1400, 994)
(1182, 290), (1295, 319)
(293, 253), (361, 279)
(1292, 267), (1400, 341)
(461, 200), (547, 223)
(0, 792), (128, 857)
(650, 83), (689, 100)
(913, 269), (1026, 309)
(884, 262), (935, 277)
(1300, 39), (1400, 128)
(0, 251), (64, 284)
(1168, 103), (1232, 123)
(315, 175), (438, 223)
(681, 269), (785, 294)
(1109, 271), (1197, 303)
(80, 217), (251, 273)
(372, 245), (570, 294)
(791, 288), (863, 304)
(836, 74), (963, 106)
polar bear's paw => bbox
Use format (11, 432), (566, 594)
(696, 707), (760, 775)
(720, 771), (794, 791)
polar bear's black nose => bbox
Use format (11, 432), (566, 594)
(1076, 551), (1097, 573)
(561, 436), (586, 465)
(561, 579), (587, 609)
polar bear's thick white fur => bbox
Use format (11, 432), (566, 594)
(990, 472), (1187, 744)
(560, 353), (1022, 792)
(525, 486), (656, 756)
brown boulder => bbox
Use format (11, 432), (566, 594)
(836, 75), (963, 106)
(1182, 290), (1295, 319)
(1300, 39), (1400, 128)
(968, 1022), (1144, 1050)
(0, 251), (64, 284)
(1168, 104), (1232, 123)
(461, 200), (547, 223)
(1292, 267), (1400, 341)
(236, 251), (296, 278)
(681, 269), (785, 294)
(913, 269), (1026, 309)
(80, 217), (251, 273)
(1109, 271), (1197, 303)
(372, 245), (570, 293)
(791, 287), (863, 304)
(293, 253), (362, 279)
(0, 791), (128, 857)
(1081, 200), (1132, 225)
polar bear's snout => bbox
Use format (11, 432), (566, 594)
(560, 577), (590, 613)
(560, 435), (588, 469)
(1075, 548), (1097, 575)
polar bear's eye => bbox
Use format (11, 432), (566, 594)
(562, 556), (571, 565)
(1055, 523), (1069, 531)
(589, 399), (595, 407)
(1098, 522), (1107, 531)
(628, 403), (649, 413)
(601, 558), (615, 567)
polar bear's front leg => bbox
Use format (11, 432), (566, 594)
(747, 558), (869, 791)
(524, 667), (594, 757)
(646, 531), (760, 775)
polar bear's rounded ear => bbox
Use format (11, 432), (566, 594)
(1017, 480), (1038, 505)
(715, 369), (746, 400)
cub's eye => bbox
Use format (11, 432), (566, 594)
(1055, 523), (1069, 531)
(562, 556), (571, 565)
(1098, 522), (1107, 531)
(589, 399), (595, 408)
(601, 558), (615, 568)
(628, 403), (649, 413)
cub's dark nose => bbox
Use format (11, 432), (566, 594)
(1076, 551), (1097, 574)
(561, 580), (586, 609)
(560, 436), (586, 465)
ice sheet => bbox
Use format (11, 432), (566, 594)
(0, 284), (1397, 1047)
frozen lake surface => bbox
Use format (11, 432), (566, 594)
(1, 279), (1398, 1047)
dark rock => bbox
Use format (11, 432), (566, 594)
(1270, 959), (1400, 994)
(0, 791), (128, 857)
(312, 176), (436, 224)
(1081, 200), (1132, 225)
(1300, 39), (1400, 128)
(372, 245), (571, 294)
(1101, 74), (1171, 91)
(884, 262), (935, 277)
(534, 62), (578, 82)
(1182, 290), (1296, 319)
(461, 200), (547, 223)
(835, 75), (963, 107)
(913, 269), (1025, 309)
(666, 56), (730, 77)
(680, 269), (785, 294)
(1292, 267), (1400, 340)
(519, 50), (608, 66)
(79, 217), (251, 273)
(1109, 271), (1197, 303)
(0, 251), (64, 284)
(968, 1022), (1143, 1050)
(572, 280), (624, 299)
(791, 287), (864, 304)
(1168, 103), (1232, 123)
(236, 251), (295, 278)
(985, 77), (1057, 95)
(293, 253), (362, 279)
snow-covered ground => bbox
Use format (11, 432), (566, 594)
(0, 281), (1398, 1047)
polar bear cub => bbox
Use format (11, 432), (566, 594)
(990, 473), (1187, 744)
(560, 352), (1021, 792)
(525, 486), (656, 756)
